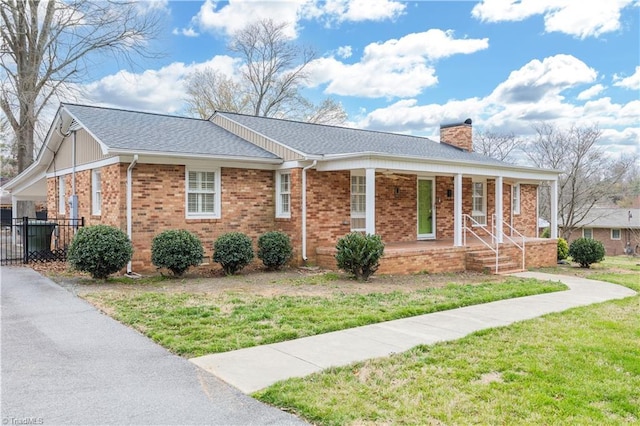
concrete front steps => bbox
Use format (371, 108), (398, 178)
(466, 247), (524, 274)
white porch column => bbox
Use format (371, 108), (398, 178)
(365, 168), (376, 235)
(495, 176), (503, 243)
(454, 173), (463, 246)
(550, 179), (558, 238)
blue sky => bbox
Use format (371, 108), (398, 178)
(76, 0), (639, 160)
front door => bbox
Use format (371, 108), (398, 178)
(417, 178), (435, 239)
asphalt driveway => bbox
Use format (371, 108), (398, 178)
(0, 267), (306, 425)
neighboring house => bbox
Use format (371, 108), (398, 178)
(2, 103), (561, 274)
(564, 208), (640, 256)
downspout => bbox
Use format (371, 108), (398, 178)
(301, 160), (317, 261)
(126, 155), (139, 274)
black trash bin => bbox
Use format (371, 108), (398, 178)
(25, 220), (57, 256)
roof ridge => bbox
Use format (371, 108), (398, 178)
(62, 103), (207, 123)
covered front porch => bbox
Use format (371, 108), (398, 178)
(316, 237), (557, 275)
(308, 157), (560, 274)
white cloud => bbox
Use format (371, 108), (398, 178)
(472, 0), (635, 39)
(179, 0), (406, 37)
(336, 45), (352, 59)
(613, 66), (640, 90)
(490, 54), (597, 103)
(307, 29), (489, 98)
(82, 56), (239, 114)
(191, 0), (310, 37)
(577, 84), (605, 100)
(172, 27), (199, 37)
(356, 98), (485, 134)
(352, 54), (638, 158)
(320, 0), (405, 24)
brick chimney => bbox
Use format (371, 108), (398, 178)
(440, 118), (473, 152)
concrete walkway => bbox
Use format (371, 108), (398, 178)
(191, 272), (637, 394)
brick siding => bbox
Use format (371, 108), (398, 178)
(46, 162), (543, 274)
(567, 228), (640, 256)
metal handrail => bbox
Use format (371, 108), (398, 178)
(464, 214), (498, 273)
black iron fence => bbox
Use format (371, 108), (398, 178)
(1, 217), (84, 265)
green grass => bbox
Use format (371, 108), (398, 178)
(86, 277), (565, 358)
(256, 297), (640, 425)
(253, 257), (640, 425)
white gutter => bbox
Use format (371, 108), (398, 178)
(126, 155), (139, 274)
(301, 160), (317, 261)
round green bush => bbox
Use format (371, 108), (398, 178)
(151, 229), (204, 276)
(67, 225), (133, 279)
(213, 232), (254, 275)
(569, 237), (605, 268)
(557, 237), (569, 261)
(335, 233), (385, 281)
(258, 231), (293, 270)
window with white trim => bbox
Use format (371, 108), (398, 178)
(186, 169), (220, 218)
(276, 171), (291, 218)
(471, 180), (486, 225)
(92, 169), (101, 216)
(583, 228), (593, 239)
(351, 173), (366, 231)
(512, 183), (520, 215)
(611, 229), (621, 240)
(58, 176), (66, 215)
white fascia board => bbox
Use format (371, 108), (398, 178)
(46, 154), (284, 176)
(61, 106), (111, 155)
(316, 154), (560, 181)
(46, 156), (121, 177)
(277, 160), (317, 169)
(109, 150), (283, 166)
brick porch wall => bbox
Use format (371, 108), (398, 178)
(500, 238), (556, 268)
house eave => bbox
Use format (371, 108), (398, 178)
(109, 149), (284, 165)
(317, 152), (561, 180)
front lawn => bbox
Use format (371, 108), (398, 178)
(256, 296), (639, 425)
(254, 257), (640, 425)
(85, 277), (565, 357)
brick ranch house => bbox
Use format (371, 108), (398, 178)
(4, 103), (561, 274)
(563, 207), (640, 256)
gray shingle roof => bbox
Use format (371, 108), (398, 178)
(62, 104), (278, 159)
(217, 112), (510, 166)
(578, 208), (640, 229)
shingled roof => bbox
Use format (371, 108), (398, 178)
(216, 111), (509, 166)
(578, 207), (640, 229)
(62, 104), (278, 160)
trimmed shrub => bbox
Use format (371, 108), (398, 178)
(541, 227), (551, 238)
(569, 237), (605, 268)
(151, 229), (204, 276)
(213, 232), (254, 275)
(258, 231), (293, 270)
(557, 237), (569, 261)
(335, 233), (385, 281)
(68, 225), (133, 279)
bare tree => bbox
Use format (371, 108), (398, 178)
(1, 0), (163, 173)
(473, 130), (525, 162)
(526, 122), (637, 239)
(0, 116), (17, 179)
(185, 68), (249, 118)
(294, 97), (347, 125)
(185, 19), (347, 125)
